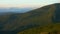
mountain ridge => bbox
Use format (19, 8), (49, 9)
(0, 3), (60, 34)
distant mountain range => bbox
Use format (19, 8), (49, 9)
(0, 7), (33, 13)
(0, 3), (60, 34)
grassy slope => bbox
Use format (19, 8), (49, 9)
(17, 23), (60, 34)
(0, 4), (52, 31)
(0, 3), (60, 34)
(17, 4), (60, 34)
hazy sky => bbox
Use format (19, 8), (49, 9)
(0, 0), (59, 8)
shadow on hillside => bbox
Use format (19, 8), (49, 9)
(0, 31), (16, 34)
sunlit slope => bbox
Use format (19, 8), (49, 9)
(18, 24), (60, 34)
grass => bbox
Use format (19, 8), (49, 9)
(17, 23), (60, 34)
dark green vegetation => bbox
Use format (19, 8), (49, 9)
(18, 23), (60, 34)
(0, 3), (60, 34)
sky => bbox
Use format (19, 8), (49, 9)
(0, 0), (59, 8)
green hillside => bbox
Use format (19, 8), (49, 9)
(0, 3), (60, 34)
(18, 23), (60, 34)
